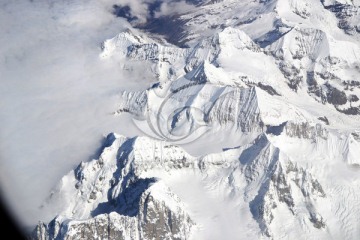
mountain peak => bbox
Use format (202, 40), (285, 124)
(29, 1), (360, 239)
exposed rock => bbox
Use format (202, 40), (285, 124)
(321, 1), (360, 35)
(31, 182), (194, 240)
(310, 213), (326, 229)
(335, 106), (360, 115)
(266, 121), (328, 140)
(318, 116), (329, 125)
(325, 84), (347, 106)
(246, 136), (327, 238)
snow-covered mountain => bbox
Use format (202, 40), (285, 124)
(30, 0), (360, 239)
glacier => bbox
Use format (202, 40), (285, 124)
(1, 0), (359, 239)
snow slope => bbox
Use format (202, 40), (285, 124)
(1, 0), (359, 239)
(32, 132), (359, 239)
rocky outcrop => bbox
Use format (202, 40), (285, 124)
(30, 134), (195, 240)
(239, 135), (327, 238)
(28, 1), (360, 239)
(321, 0), (360, 35)
(31, 185), (194, 240)
(30, 128), (360, 239)
(267, 26), (360, 114)
(266, 121), (328, 140)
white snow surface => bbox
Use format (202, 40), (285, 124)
(1, 0), (360, 239)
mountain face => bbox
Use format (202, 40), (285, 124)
(31, 0), (360, 239)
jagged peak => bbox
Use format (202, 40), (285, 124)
(218, 27), (261, 52)
(235, 133), (329, 237)
(143, 180), (187, 213)
(100, 29), (160, 59)
(36, 125), (338, 239)
(33, 178), (194, 240)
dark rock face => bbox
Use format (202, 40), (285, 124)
(138, 16), (190, 47)
(29, 134), (195, 240)
(271, 165), (295, 211)
(139, 193), (192, 240)
(255, 83), (281, 96)
(242, 136), (328, 238)
(325, 84), (347, 106)
(351, 132), (360, 141)
(335, 106), (360, 115)
(30, 214), (137, 240)
(30, 186), (194, 240)
(249, 158), (327, 238)
(310, 213), (326, 229)
(266, 24), (360, 116)
(318, 116), (329, 125)
(348, 94), (359, 103)
(266, 121), (328, 140)
(321, 1), (360, 35)
(285, 122), (328, 139)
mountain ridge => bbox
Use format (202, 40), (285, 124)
(31, 0), (360, 239)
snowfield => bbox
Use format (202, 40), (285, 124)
(1, 0), (360, 239)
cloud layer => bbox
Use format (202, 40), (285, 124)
(0, 0), (201, 232)
(115, 0), (195, 22)
(0, 0), (149, 231)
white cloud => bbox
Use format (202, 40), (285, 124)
(0, 0), (197, 232)
(155, 1), (194, 17)
(0, 0), (148, 231)
(115, 0), (194, 22)
(116, 0), (150, 22)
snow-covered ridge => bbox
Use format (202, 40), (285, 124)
(30, 1), (360, 239)
(100, 26), (263, 83)
(32, 130), (360, 239)
(31, 134), (195, 240)
(322, 0), (360, 35)
(103, 17), (360, 116)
